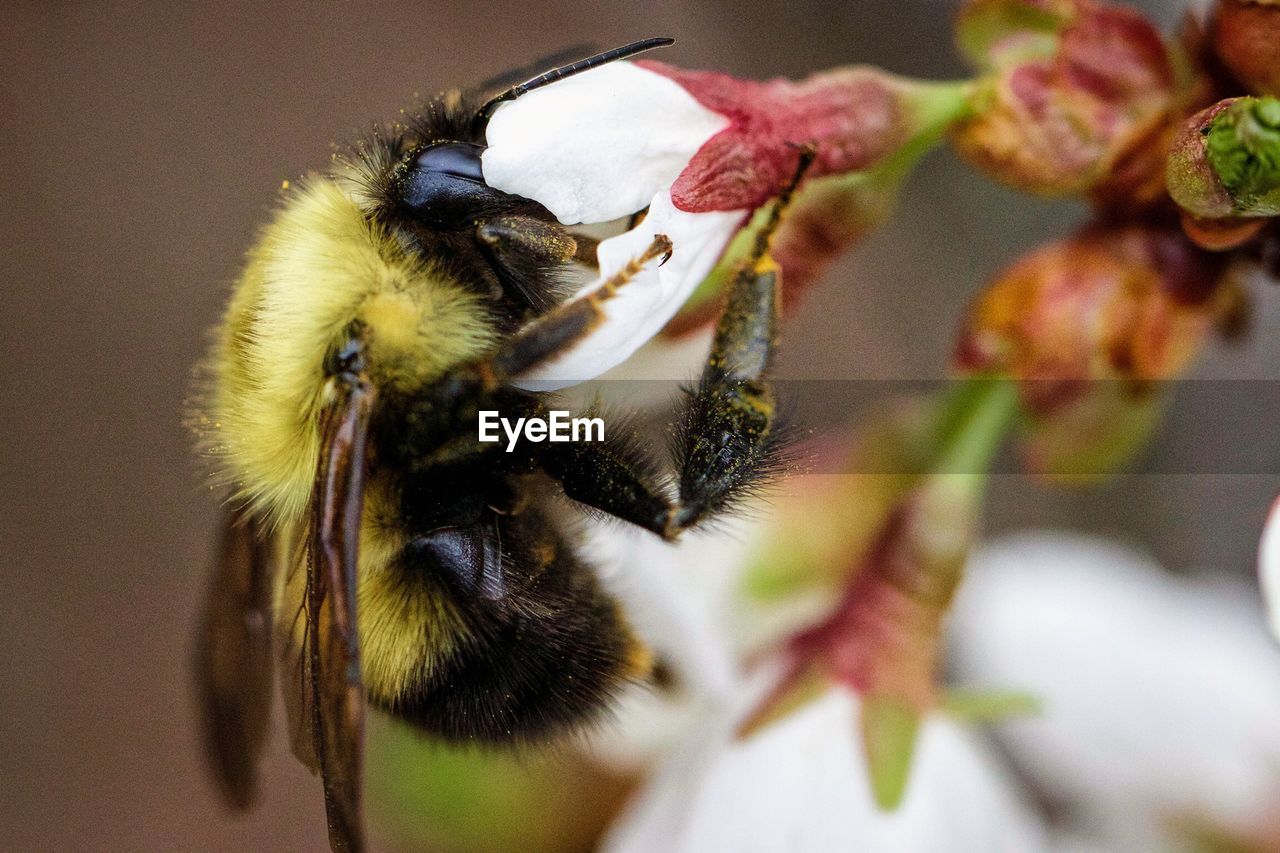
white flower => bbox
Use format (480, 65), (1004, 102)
(602, 688), (1048, 853)
(950, 531), (1280, 850)
(578, 519), (753, 770)
(483, 63), (727, 225)
(570, 518), (1047, 852)
(481, 61), (745, 389)
(1258, 496), (1280, 642)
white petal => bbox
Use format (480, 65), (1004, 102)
(513, 192), (743, 389)
(604, 689), (1047, 853)
(951, 531), (1280, 846)
(482, 62), (728, 225)
(576, 517), (758, 769)
(1259, 496), (1280, 642)
(586, 520), (753, 701)
(553, 325), (716, 412)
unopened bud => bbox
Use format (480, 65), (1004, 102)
(1169, 96), (1280, 221)
(955, 225), (1232, 480)
(1213, 0), (1280, 96)
(952, 0), (1173, 195)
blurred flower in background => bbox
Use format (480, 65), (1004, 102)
(953, 222), (1237, 482)
(951, 0), (1176, 197)
(369, 450), (1055, 852)
(952, 532), (1280, 851)
(370, 489), (1280, 852)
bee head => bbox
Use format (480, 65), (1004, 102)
(393, 39), (674, 230)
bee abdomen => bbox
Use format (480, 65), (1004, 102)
(378, 510), (647, 742)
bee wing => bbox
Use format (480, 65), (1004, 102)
(194, 500), (277, 810)
(279, 533), (318, 771)
(303, 374), (376, 853)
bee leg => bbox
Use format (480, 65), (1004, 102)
(538, 414), (676, 538)
(477, 215), (599, 269)
(669, 258), (785, 532)
(569, 232), (600, 269)
(476, 216), (596, 312)
(487, 233), (672, 378)
(303, 340), (376, 853)
(669, 147), (815, 533)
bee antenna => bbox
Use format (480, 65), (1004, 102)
(473, 37), (674, 136)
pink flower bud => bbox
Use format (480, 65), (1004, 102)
(955, 224), (1234, 479)
(957, 225), (1226, 401)
(639, 62), (951, 213)
(650, 71), (970, 337)
(952, 0), (1174, 195)
(1213, 0), (1280, 96)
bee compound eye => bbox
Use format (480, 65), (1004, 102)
(401, 142), (492, 226)
(414, 141), (486, 182)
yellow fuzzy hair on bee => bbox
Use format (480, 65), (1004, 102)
(272, 484), (468, 711)
(195, 177), (496, 529)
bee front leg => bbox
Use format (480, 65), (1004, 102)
(469, 232), (671, 380)
(476, 216), (599, 313)
(668, 147), (815, 533)
(538, 416), (677, 538)
(477, 215), (598, 271)
(669, 254), (788, 532)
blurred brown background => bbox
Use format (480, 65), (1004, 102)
(3, 0), (1276, 849)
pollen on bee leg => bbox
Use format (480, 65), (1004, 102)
(592, 234), (674, 301)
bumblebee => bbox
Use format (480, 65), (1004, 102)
(193, 39), (806, 852)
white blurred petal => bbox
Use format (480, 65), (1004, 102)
(482, 62), (727, 225)
(579, 518), (757, 769)
(1259, 497), (1280, 642)
(587, 520), (754, 702)
(951, 531), (1280, 846)
(603, 688), (1047, 853)
(1046, 833), (1110, 853)
(513, 193), (743, 389)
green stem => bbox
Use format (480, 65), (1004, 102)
(879, 79), (977, 184)
(928, 375), (1018, 482)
